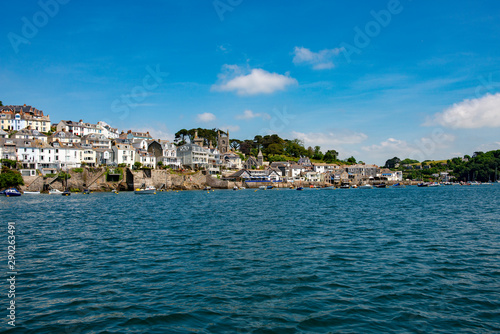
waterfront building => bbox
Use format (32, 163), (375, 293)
(94, 148), (115, 166)
(377, 168), (403, 182)
(135, 150), (156, 168)
(112, 143), (136, 168)
(52, 141), (82, 169)
(0, 128), (8, 139)
(177, 142), (209, 170)
(226, 168), (281, 182)
(80, 143), (97, 167)
(345, 164), (379, 178)
(147, 140), (181, 169)
(221, 152), (242, 169)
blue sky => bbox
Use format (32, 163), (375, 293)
(1, 0), (500, 164)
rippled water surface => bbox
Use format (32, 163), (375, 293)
(2, 185), (500, 333)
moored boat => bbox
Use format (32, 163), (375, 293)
(2, 188), (22, 197)
(62, 190), (71, 196)
(296, 186), (304, 191)
(375, 183), (387, 188)
(359, 184), (372, 189)
(392, 183), (406, 188)
(49, 189), (63, 194)
(23, 191), (41, 194)
(258, 186), (266, 190)
(135, 186), (156, 194)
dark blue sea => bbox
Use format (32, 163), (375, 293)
(2, 185), (500, 333)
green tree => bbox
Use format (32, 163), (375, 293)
(312, 146), (323, 160)
(134, 162), (142, 170)
(323, 150), (338, 163)
(0, 101), (3, 106)
(384, 157), (401, 168)
(265, 143), (284, 155)
(0, 167), (24, 189)
(346, 156), (357, 164)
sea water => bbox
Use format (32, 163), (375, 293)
(2, 185), (499, 333)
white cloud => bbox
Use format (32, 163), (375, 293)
(362, 133), (456, 164)
(135, 124), (173, 141)
(292, 46), (344, 70)
(427, 93), (500, 128)
(235, 109), (271, 120)
(196, 112), (216, 123)
(291, 130), (368, 147)
(211, 65), (297, 96)
(221, 125), (240, 132)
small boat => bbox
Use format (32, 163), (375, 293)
(49, 189), (63, 194)
(428, 183), (440, 187)
(258, 186), (266, 190)
(62, 190), (71, 196)
(359, 184), (373, 189)
(266, 185), (274, 190)
(83, 189), (91, 194)
(375, 183), (387, 188)
(296, 186), (304, 191)
(392, 183), (406, 188)
(417, 183), (428, 187)
(203, 186), (211, 191)
(233, 186), (239, 191)
(2, 188), (22, 197)
(23, 191), (41, 194)
(135, 186), (156, 194)
(111, 189), (119, 194)
(340, 184), (350, 189)
(320, 186), (335, 190)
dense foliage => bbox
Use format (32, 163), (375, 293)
(0, 167), (24, 189)
(174, 129), (352, 164)
(389, 150), (500, 182)
(174, 128), (223, 147)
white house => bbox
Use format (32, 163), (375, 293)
(49, 131), (81, 144)
(135, 151), (156, 168)
(13, 128), (48, 143)
(177, 143), (209, 169)
(80, 144), (97, 167)
(52, 142), (82, 169)
(112, 143), (136, 168)
(97, 121), (119, 139)
(81, 133), (111, 149)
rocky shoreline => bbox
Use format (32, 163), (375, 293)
(20, 167), (419, 193)
(20, 168), (233, 192)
